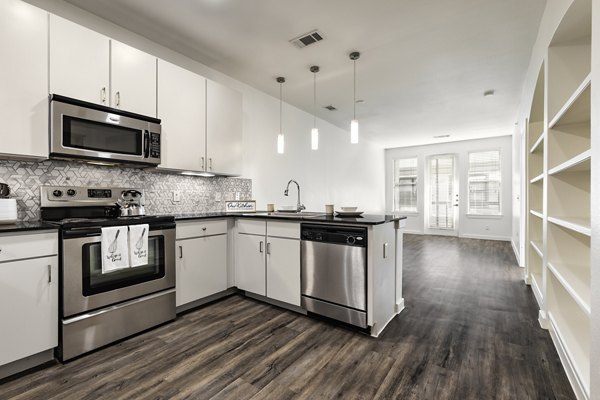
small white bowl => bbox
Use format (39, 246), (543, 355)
(341, 206), (358, 212)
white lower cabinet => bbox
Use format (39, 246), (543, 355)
(235, 220), (300, 306)
(0, 232), (58, 367)
(175, 220), (228, 308)
(235, 233), (266, 296)
(266, 237), (300, 306)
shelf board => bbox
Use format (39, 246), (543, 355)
(531, 272), (544, 307)
(530, 174), (544, 184)
(548, 216), (591, 236)
(547, 262), (590, 317)
(530, 240), (544, 258)
(549, 74), (591, 128)
(530, 132), (545, 154)
(548, 149), (591, 175)
(529, 209), (543, 219)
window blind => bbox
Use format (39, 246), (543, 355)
(429, 156), (455, 229)
(393, 158), (418, 212)
(468, 150), (501, 215)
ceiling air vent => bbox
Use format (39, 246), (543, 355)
(324, 105), (337, 111)
(290, 30), (324, 49)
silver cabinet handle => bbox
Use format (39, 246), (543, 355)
(259, 241), (264, 253)
(115, 91), (121, 107)
(266, 242), (271, 255)
(383, 243), (389, 259)
(201, 156), (205, 170)
(48, 264), (52, 283)
(209, 158), (213, 171)
(179, 245), (183, 259)
(101, 87), (106, 103)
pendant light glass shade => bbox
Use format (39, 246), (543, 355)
(350, 119), (359, 144)
(349, 52), (360, 144)
(276, 77), (285, 154)
(310, 66), (320, 150)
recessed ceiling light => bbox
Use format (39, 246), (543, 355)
(433, 134), (450, 139)
(484, 89), (495, 97)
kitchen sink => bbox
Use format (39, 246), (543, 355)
(241, 212), (326, 218)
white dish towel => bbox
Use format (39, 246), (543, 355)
(129, 224), (149, 267)
(101, 226), (130, 273)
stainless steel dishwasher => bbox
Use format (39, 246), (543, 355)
(301, 224), (367, 328)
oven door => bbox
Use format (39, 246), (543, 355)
(62, 226), (175, 317)
(50, 97), (161, 165)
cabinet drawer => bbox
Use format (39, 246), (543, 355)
(176, 219), (227, 239)
(237, 219), (266, 236)
(267, 221), (300, 239)
(0, 232), (58, 262)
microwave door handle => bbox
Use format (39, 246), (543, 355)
(144, 130), (150, 158)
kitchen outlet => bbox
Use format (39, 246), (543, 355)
(235, 192), (241, 200)
(215, 192), (222, 202)
(173, 190), (182, 203)
(485, 225), (490, 231)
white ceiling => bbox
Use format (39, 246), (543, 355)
(64, 0), (546, 148)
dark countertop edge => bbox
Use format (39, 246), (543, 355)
(172, 213), (407, 226)
(0, 222), (59, 233)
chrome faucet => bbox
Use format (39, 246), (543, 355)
(284, 179), (305, 212)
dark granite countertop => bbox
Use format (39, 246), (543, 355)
(170, 212), (406, 226)
(0, 221), (59, 233)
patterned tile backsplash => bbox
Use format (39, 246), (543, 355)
(0, 159), (252, 221)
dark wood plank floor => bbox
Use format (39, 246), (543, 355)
(0, 234), (575, 399)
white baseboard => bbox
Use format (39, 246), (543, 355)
(524, 274), (531, 285)
(459, 233), (511, 241)
(511, 240), (522, 266)
(548, 313), (589, 400)
(401, 229), (421, 235)
(538, 310), (548, 329)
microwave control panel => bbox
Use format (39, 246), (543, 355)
(150, 132), (161, 158)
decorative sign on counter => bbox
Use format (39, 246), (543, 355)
(225, 200), (256, 213)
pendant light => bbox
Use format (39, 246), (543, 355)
(276, 77), (285, 154)
(310, 65), (320, 150)
(349, 51), (360, 144)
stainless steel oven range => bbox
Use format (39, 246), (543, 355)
(41, 186), (176, 361)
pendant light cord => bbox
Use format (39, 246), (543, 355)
(353, 59), (356, 119)
(279, 82), (283, 134)
(313, 72), (317, 128)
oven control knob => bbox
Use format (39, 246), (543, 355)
(52, 189), (63, 198)
(66, 189), (77, 197)
(346, 236), (356, 245)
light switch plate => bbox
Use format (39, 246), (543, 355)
(173, 190), (181, 203)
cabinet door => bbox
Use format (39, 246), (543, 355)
(0, 256), (58, 365)
(235, 234), (266, 296)
(111, 40), (157, 116)
(49, 14), (110, 106)
(206, 79), (243, 175)
(266, 237), (300, 306)
(0, 0), (48, 158)
(176, 235), (227, 307)
(157, 60), (206, 171)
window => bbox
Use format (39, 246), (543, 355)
(393, 157), (418, 213)
(468, 150), (501, 215)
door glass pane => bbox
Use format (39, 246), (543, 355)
(63, 116), (142, 155)
(429, 156), (455, 229)
(82, 236), (165, 296)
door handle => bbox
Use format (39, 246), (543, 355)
(259, 241), (264, 253)
(383, 243), (388, 259)
(179, 245), (183, 259)
(209, 158), (213, 171)
(115, 91), (121, 107)
(201, 156), (205, 170)
(266, 242), (271, 255)
(144, 130), (150, 158)
(48, 264), (52, 283)
(101, 87), (106, 104)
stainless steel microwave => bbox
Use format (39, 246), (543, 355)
(49, 94), (161, 166)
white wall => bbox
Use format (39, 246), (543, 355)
(24, 0), (386, 214)
(385, 136), (513, 240)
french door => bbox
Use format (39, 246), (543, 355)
(426, 154), (459, 236)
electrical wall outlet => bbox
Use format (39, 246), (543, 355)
(173, 190), (181, 203)
(235, 192), (241, 200)
(215, 192), (222, 202)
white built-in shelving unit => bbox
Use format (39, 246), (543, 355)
(525, 0), (591, 398)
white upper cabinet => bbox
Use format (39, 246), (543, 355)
(49, 14), (110, 106)
(49, 17), (156, 116)
(0, 0), (48, 158)
(157, 60), (206, 171)
(110, 40), (157, 117)
(206, 79), (243, 176)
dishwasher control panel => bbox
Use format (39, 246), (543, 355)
(300, 224), (367, 247)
